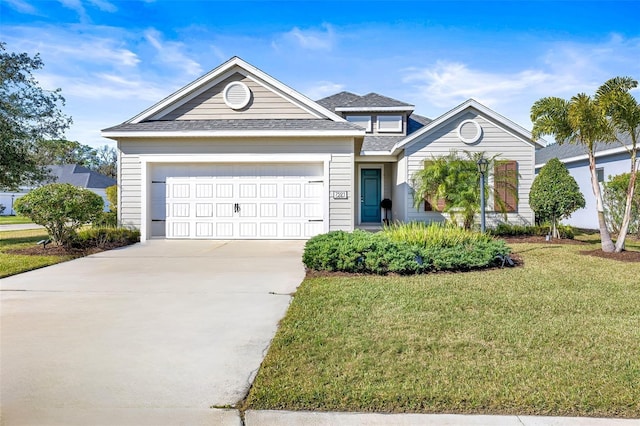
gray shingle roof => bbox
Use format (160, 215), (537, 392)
(362, 135), (406, 152)
(103, 119), (363, 133)
(316, 91), (362, 112)
(316, 92), (414, 111)
(535, 133), (635, 165)
(47, 165), (116, 189)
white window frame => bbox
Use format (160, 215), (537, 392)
(346, 115), (372, 132)
(377, 115), (403, 133)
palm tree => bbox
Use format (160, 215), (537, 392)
(412, 151), (512, 230)
(531, 94), (617, 252)
(596, 77), (640, 252)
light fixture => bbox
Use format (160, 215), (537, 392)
(477, 158), (489, 232)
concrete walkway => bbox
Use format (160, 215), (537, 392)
(0, 240), (305, 425)
(0, 223), (44, 232)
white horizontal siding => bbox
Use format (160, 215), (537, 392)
(405, 111), (535, 226)
(118, 151), (142, 229)
(329, 154), (354, 231)
(158, 73), (315, 120)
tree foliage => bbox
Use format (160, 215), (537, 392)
(13, 183), (103, 247)
(531, 92), (616, 252)
(0, 43), (72, 191)
(105, 184), (118, 212)
(595, 76), (639, 251)
(603, 173), (640, 236)
(530, 158), (585, 238)
(411, 151), (513, 230)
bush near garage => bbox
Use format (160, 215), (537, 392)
(14, 183), (104, 247)
(72, 227), (140, 249)
(303, 224), (511, 275)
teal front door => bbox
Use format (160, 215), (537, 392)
(361, 169), (381, 223)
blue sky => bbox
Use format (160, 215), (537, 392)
(2, 0), (639, 147)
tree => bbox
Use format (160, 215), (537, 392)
(32, 139), (97, 168)
(531, 94), (617, 252)
(530, 158), (585, 238)
(603, 173), (640, 236)
(0, 43), (72, 191)
(596, 77), (639, 252)
(14, 183), (103, 247)
(92, 145), (117, 180)
(412, 151), (513, 230)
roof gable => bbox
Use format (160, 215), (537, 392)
(317, 91), (415, 112)
(127, 57), (346, 124)
(392, 99), (542, 154)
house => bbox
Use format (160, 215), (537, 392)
(535, 135), (637, 229)
(102, 57), (542, 241)
(0, 165), (116, 215)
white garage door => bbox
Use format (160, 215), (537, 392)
(151, 163), (325, 239)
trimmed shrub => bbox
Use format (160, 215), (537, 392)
(303, 225), (510, 275)
(73, 227), (140, 249)
(14, 183), (104, 246)
(490, 223), (575, 239)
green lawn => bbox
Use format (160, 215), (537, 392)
(245, 240), (640, 417)
(0, 215), (33, 225)
(0, 229), (74, 278)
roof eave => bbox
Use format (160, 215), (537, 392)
(101, 129), (364, 139)
(336, 106), (415, 112)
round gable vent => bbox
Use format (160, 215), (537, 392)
(223, 81), (251, 110)
(457, 119), (482, 144)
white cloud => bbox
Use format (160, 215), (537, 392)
(403, 61), (555, 108)
(303, 81), (345, 100)
(4, 0), (37, 14)
(57, 0), (88, 21)
(144, 28), (203, 76)
(88, 0), (117, 13)
(402, 35), (640, 130)
(275, 23), (336, 51)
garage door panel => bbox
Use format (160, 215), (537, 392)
(196, 203), (213, 217)
(159, 163), (325, 239)
(196, 222), (214, 237)
(171, 222), (190, 238)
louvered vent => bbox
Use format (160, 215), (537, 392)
(457, 119), (482, 144)
(223, 81), (251, 110)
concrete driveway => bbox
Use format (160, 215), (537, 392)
(0, 240), (306, 426)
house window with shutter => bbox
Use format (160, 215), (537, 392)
(494, 160), (518, 212)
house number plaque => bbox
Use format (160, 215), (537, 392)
(333, 191), (348, 200)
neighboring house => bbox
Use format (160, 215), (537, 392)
(102, 57), (542, 241)
(535, 135), (637, 229)
(0, 165), (116, 215)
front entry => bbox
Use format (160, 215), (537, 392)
(360, 168), (381, 223)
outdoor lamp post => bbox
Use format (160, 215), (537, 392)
(477, 158), (489, 232)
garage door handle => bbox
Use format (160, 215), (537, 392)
(234, 203), (241, 213)
(308, 219), (323, 222)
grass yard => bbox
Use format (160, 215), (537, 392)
(0, 215), (33, 225)
(245, 240), (640, 417)
(0, 229), (74, 278)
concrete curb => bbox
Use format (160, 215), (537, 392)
(243, 410), (640, 425)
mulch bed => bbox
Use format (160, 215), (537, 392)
(579, 248), (640, 262)
(501, 236), (587, 245)
(8, 242), (131, 257)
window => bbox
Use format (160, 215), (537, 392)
(596, 167), (605, 183)
(494, 160), (518, 212)
(346, 115), (372, 132)
(377, 115), (403, 133)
